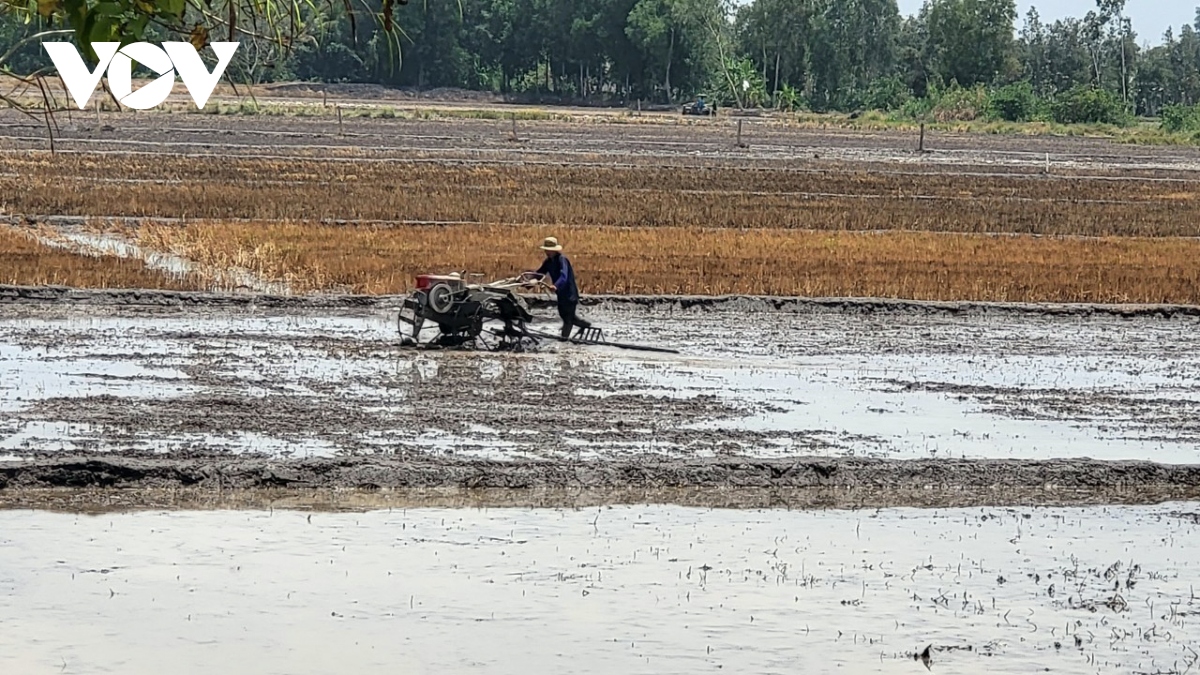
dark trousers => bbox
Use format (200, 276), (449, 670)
(557, 300), (591, 339)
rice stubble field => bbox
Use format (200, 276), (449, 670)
(2, 111), (1200, 302)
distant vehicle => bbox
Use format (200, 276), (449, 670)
(681, 97), (717, 116)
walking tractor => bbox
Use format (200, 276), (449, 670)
(397, 270), (678, 353)
(681, 96), (717, 117)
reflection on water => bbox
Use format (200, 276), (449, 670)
(2, 503), (1199, 674)
(3, 306), (1200, 461)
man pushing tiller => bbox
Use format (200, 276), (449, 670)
(524, 236), (595, 340)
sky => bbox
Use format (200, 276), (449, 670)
(895, 0), (1200, 46)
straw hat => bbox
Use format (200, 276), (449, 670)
(539, 236), (563, 252)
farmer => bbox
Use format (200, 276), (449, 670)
(530, 236), (592, 339)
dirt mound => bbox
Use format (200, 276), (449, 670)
(261, 82), (506, 104)
(4, 455), (1200, 496)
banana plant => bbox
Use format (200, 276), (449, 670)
(774, 81), (801, 111)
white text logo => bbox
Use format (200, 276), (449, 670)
(43, 42), (240, 110)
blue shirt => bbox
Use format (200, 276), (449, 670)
(536, 254), (578, 303)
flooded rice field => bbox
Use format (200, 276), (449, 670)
(4, 296), (1200, 673)
(4, 502), (1200, 674)
(1, 299), (1198, 464)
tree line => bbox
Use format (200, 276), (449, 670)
(3, 0), (1200, 124)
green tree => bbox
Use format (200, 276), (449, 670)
(987, 80), (1036, 120)
(1051, 83), (1128, 124)
(0, 0), (400, 61)
(1017, 10), (1094, 97)
(923, 0), (1018, 87)
(734, 0), (812, 105)
(864, 73), (909, 110)
(390, 0), (472, 87)
(1161, 103), (1200, 132)
(896, 12), (931, 96)
(8, 0), (1200, 119)
(805, 0), (900, 110)
(626, 0), (678, 99)
(625, 0), (720, 102)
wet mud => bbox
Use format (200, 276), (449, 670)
(4, 283), (1199, 317)
(4, 455), (1200, 506)
(3, 298), (1200, 508)
(9, 482), (1200, 515)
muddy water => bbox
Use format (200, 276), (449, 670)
(1, 304), (1198, 462)
(2, 503), (1199, 674)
